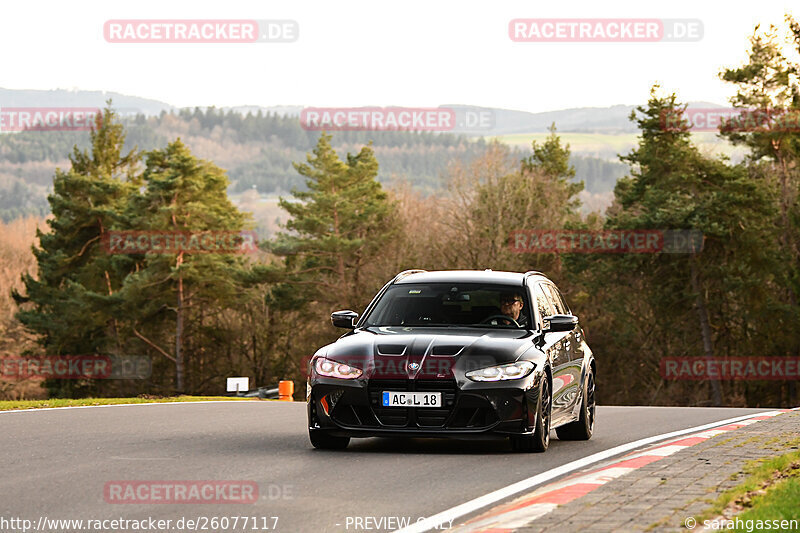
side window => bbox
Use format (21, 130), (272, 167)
(545, 284), (567, 315)
(533, 285), (553, 328)
(557, 286), (571, 314)
(551, 284), (571, 314)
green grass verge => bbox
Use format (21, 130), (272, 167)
(731, 477), (800, 531)
(0, 396), (261, 411)
(694, 448), (800, 527)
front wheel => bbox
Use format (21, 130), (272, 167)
(556, 366), (595, 441)
(309, 430), (350, 450)
(510, 377), (551, 453)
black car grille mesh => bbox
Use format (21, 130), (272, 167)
(367, 379), (457, 428)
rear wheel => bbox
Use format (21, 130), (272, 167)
(556, 367), (595, 441)
(510, 377), (551, 453)
(309, 429), (350, 450)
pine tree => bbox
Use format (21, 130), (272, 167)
(275, 133), (393, 307)
(13, 106), (141, 396)
(720, 17), (800, 404)
(605, 87), (776, 406)
(116, 139), (254, 392)
(522, 124), (584, 221)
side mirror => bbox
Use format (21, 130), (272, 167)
(331, 310), (359, 329)
(543, 314), (578, 333)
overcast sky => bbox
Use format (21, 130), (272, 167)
(2, 0), (798, 113)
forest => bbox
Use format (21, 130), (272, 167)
(0, 106), (628, 223)
(1, 18), (798, 407)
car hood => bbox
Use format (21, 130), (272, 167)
(318, 327), (542, 380)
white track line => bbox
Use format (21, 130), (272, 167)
(393, 411), (782, 533)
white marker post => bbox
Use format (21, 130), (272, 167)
(226, 377), (249, 394)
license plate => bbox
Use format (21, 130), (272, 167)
(382, 391), (442, 407)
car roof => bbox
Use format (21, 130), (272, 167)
(393, 269), (550, 286)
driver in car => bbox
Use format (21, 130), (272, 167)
(499, 292), (529, 327)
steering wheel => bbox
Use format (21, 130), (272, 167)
(480, 314), (520, 327)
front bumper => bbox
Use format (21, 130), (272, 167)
(307, 374), (543, 439)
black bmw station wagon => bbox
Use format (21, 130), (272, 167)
(307, 270), (596, 452)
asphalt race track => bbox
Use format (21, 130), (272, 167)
(0, 403), (769, 532)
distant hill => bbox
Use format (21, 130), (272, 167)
(0, 107), (494, 224)
(0, 87), (728, 134)
(220, 102), (730, 135)
(446, 102), (728, 135)
(0, 88), (174, 116)
(1, 87), (731, 222)
(223, 105), (303, 117)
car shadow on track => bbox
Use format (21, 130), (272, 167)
(337, 436), (567, 455)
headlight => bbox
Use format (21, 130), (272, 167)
(466, 361), (535, 382)
(314, 357), (362, 379)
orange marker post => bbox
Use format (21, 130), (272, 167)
(278, 380), (294, 401)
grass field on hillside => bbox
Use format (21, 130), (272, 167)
(490, 132), (747, 161)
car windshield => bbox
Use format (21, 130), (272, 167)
(363, 283), (531, 328)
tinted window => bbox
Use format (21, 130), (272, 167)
(550, 284), (571, 314)
(364, 283), (531, 328)
(533, 285), (553, 326)
(544, 284), (567, 315)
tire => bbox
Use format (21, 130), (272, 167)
(510, 376), (551, 453)
(556, 366), (595, 441)
(309, 430), (350, 450)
